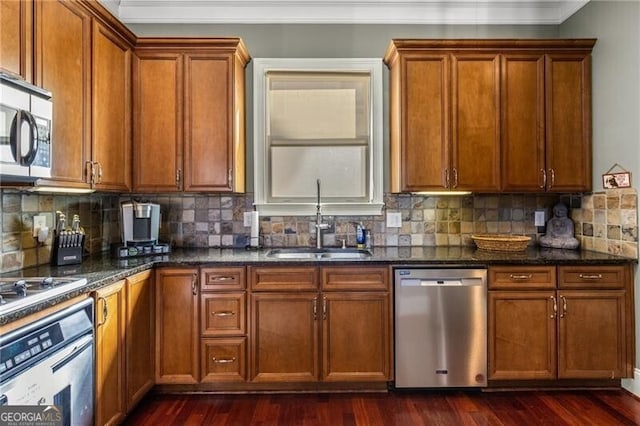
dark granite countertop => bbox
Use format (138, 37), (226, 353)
(1, 246), (635, 325)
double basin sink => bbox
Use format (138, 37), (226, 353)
(265, 247), (373, 259)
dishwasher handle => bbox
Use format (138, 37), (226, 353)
(399, 278), (482, 287)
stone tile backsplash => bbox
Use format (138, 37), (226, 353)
(1, 189), (637, 272)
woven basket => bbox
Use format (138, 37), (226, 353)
(471, 234), (531, 252)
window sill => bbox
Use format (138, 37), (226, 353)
(255, 202), (385, 217)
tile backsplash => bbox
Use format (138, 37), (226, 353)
(1, 188), (637, 272)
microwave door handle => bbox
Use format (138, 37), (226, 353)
(9, 109), (39, 166)
(20, 110), (39, 166)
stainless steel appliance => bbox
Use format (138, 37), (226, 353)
(0, 276), (88, 316)
(120, 201), (160, 245)
(115, 201), (169, 258)
(0, 298), (94, 426)
(394, 267), (487, 388)
(0, 72), (52, 181)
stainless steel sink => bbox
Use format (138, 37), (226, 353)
(265, 247), (372, 259)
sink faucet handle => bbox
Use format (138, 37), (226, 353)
(340, 239), (346, 249)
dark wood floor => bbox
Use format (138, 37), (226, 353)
(124, 389), (640, 425)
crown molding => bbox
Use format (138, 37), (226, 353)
(99, 0), (590, 25)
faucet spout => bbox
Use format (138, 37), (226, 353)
(315, 179), (329, 249)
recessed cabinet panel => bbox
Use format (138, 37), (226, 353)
(451, 53), (501, 191)
(133, 52), (183, 192)
(35, 0), (91, 186)
(398, 54), (449, 192)
(184, 54), (233, 191)
(201, 292), (246, 336)
(501, 54), (545, 191)
(545, 53), (592, 192)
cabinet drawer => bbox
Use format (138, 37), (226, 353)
(201, 292), (246, 336)
(558, 265), (627, 289)
(322, 266), (389, 291)
(249, 267), (318, 291)
(201, 267), (246, 291)
(200, 337), (246, 382)
(488, 266), (556, 290)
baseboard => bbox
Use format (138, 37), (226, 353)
(622, 368), (640, 397)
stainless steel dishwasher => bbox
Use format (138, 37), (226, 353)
(394, 267), (487, 388)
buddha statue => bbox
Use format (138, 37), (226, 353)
(539, 203), (580, 250)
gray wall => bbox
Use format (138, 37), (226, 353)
(559, 0), (640, 393)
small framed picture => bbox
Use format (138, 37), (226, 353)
(602, 171), (631, 189)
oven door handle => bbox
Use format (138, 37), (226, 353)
(9, 109), (39, 166)
(51, 334), (93, 374)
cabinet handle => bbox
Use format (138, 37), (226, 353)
(579, 273), (603, 280)
(322, 297), (327, 320)
(453, 168), (459, 188)
(444, 169), (450, 188)
(97, 296), (108, 326)
(228, 169), (233, 187)
(97, 162), (103, 183)
(87, 161), (96, 184)
(540, 169), (547, 189)
(211, 276), (234, 282)
(548, 168), (555, 188)
(213, 357), (236, 364)
(550, 295), (557, 319)
(212, 311), (235, 317)
(191, 272), (198, 296)
(313, 297), (317, 320)
(560, 295), (567, 318)
(176, 169), (182, 189)
(509, 274), (532, 280)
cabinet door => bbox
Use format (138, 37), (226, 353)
(545, 53), (592, 192)
(250, 293), (319, 382)
(35, 0), (91, 186)
(322, 292), (390, 381)
(0, 0), (32, 81)
(392, 53), (450, 192)
(201, 337), (247, 383)
(155, 268), (199, 384)
(92, 20), (132, 191)
(488, 291), (556, 380)
(500, 54), (546, 192)
(125, 270), (154, 411)
(201, 292), (246, 337)
(557, 290), (627, 379)
(451, 53), (501, 191)
(184, 53), (238, 192)
(95, 280), (126, 426)
(133, 52), (183, 192)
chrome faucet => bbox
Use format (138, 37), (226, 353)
(315, 179), (330, 249)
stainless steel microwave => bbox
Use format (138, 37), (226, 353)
(0, 73), (52, 182)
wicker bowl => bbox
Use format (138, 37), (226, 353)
(471, 234), (531, 252)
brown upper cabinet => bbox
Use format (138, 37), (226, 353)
(133, 38), (250, 193)
(383, 39), (596, 193)
(1, 0), (33, 81)
(9, 0), (135, 191)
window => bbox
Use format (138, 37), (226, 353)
(253, 58), (383, 216)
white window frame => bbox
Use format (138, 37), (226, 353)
(253, 58), (384, 216)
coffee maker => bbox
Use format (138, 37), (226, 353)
(114, 201), (170, 258)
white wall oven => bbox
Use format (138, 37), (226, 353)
(0, 72), (52, 181)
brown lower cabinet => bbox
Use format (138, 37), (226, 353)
(488, 264), (633, 382)
(249, 266), (391, 383)
(155, 268), (200, 384)
(94, 270), (154, 426)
